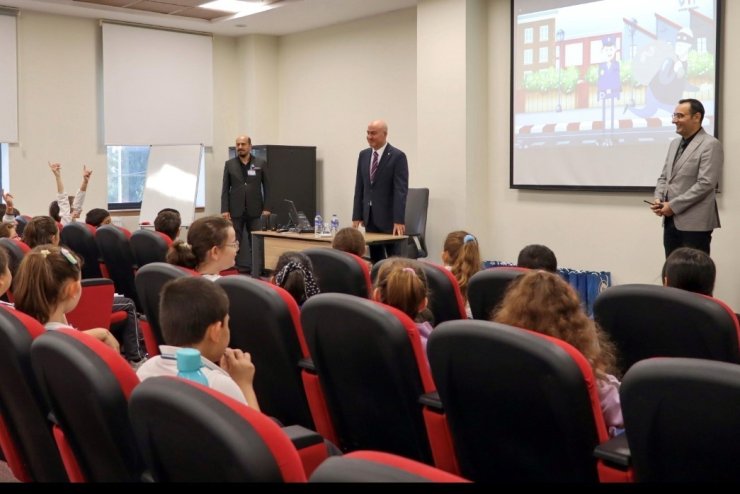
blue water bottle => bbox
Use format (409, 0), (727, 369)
(176, 348), (208, 387)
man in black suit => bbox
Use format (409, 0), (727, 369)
(221, 134), (270, 274)
(352, 120), (409, 263)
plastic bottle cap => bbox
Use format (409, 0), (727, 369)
(176, 348), (202, 372)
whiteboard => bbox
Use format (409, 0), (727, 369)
(139, 145), (202, 227)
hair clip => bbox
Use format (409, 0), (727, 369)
(60, 247), (78, 265)
(464, 234), (476, 244)
(40, 249), (51, 258)
(402, 267), (418, 277)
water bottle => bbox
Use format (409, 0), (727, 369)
(330, 214), (339, 237)
(314, 212), (323, 237)
(176, 348), (208, 387)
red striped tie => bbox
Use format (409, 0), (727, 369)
(370, 151), (379, 183)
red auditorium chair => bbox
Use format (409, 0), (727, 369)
(95, 224), (140, 310)
(303, 247), (372, 298)
(129, 229), (172, 268)
(59, 222), (103, 279)
(428, 319), (632, 483)
(467, 266), (529, 320)
(616, 357), (740, 482)
(215, 275), (336, 443)
(128, 376), (468, 482)
(301, 293), (458, 474)
(30, 329), (144, 482)
(0, 307), (68, 482)
(593, 283), (740, 375)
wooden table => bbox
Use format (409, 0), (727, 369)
(251, 230), (408, 276)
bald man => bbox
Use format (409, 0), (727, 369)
(221, 134), (270, 274)
(352, 120), (409, 263)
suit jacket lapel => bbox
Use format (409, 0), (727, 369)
(672, 129), (705, 178)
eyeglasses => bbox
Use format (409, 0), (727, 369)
(671, 112), (693, 120)
(224, 240), (239, 249)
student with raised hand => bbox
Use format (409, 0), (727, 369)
(166, 215), (237, 280)
(517, 244), (558, 272)
(1, 190), (19, 224)
(661, 246), (715, 296)
(492, 270), (624, 437)
(136, 276), (260, 411)
(373, 257), (433, 354)
(441, 231), (482, 318)
(48, 162), (91, 226)
(270, 251), (320, 307)
(13, 245), (120, 352)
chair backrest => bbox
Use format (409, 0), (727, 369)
(59, 222), (103, 279)
(621, 357), (740, 482)
(428, 319), (608, 482)
(593, 283), (740, 375)
(309, 451), (469, 483)
(129, 229), (171, 269)
(134, 262), (192, 348)
(0, 307), (68, 482)
(66, 278), (116, 331)
(30, 328), (143, 482)
(302, 247), (371, 298)
(129, 376), (307, 482)
(418, 261), (467, 325)
(300, 293), (436, 463)
(403, 188), (429, 258)
(214, 275), (315, 430)
(95, 224), (140, 309)
(467, 266), (529, 320)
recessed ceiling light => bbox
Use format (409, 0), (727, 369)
(199, 1), (263, 14)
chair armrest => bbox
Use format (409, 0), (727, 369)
(298, 357), (315, 372)
(418, 391), (443, 412)
(282, 424), (325, 450)
(594, 433), (631, 468)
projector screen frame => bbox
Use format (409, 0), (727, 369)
(509, 0), (723, 192)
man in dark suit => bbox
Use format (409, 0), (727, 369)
(352, 119), (409, 263)
(650, 99), (722, 257)
(221, 134), (270, 274)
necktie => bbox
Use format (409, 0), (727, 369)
(673, 139), (687, 165)
(370, 151), (379, 183)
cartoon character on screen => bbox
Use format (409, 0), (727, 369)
(630, 27), (696, 119)
(597, 35), (621, 141)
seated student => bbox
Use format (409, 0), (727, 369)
(13, 245), (120, 352)
(373, 257), (433, 355)
(0, 248), (14, 306)
(662, 246), (715, 297)
(270, 251), (320, 307)
(442, 231), (482, 318)
(331, 227), (366, 258)
(22, 215), (147, 365)
(166, 215), (237, 280)
(517, 244), (557, 272)
(492, 270), (624, 437)
(0, 222), (19, 240)
(154, 209), (181, 242)
(48, 162), (91, 226)
(136, 276), (260, 410)
(85, 208), (112, 228)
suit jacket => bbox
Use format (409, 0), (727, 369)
(352, 143), (409, 233)
(221, 156), (269, 219)
(654, 128), (722, 231)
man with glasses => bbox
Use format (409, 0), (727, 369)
(650, 99), (722, 257)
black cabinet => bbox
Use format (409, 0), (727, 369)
(229, 145), (317, 228)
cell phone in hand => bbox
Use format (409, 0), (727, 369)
(643, 200), (661, 206)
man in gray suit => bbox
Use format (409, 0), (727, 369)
(651, 99), (722, 257)
(221, 134), (270, 274)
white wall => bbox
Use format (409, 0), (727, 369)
(277, 8), (417, 225)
